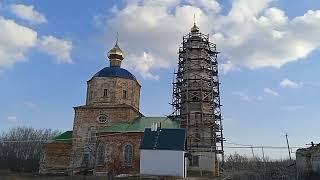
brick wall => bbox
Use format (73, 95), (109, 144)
(86, 77), (141, 110)
(39, 142), (72, 175)
(95, 132), (143, 175)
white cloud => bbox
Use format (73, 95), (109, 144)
(7, 116), (17, 123)
(187, 0), (221, 14)
(233, 91), (263, 102)
(220, 61), (240, 74)
(0, 16), (73, 69)
(233, 92), (251, 101)
(37, 36), (73, 64)
(281, 105), (304, 111)
(264, 88), (280, 96)
(280, 78), (302, 88)
(22, 101), (37, 109)
(123, 52), (170, 80)
(10, 4), (47, 24)
(99, 0), (320, 79)
(0, 16), (37, 68)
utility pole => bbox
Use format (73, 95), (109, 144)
(261, 147), (265, 162)
(285, 133), (292, 161)
(251, 146), (255, 159)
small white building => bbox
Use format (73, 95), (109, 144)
(140, 128), (187, 177)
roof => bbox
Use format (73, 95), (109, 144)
(297, 144), (320, 155)
(52, 131), (73, 143)
(102, 117), (180, 133)
(92, 67), (136, 81)
(140, 128), (186, 151)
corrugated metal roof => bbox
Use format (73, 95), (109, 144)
(140, 128), (186, 151)
(93, 67), (136, 81)
(102, 117), (180, 132)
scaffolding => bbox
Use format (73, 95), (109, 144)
(171, 25), (224, 174)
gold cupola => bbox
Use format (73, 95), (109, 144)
(107, 34), (124, 67)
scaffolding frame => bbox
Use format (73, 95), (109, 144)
(171, 30), (224, 173)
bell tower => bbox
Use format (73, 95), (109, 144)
(172, 21), (224, 175)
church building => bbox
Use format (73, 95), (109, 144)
(39, 22), (223, 176)
(39, 38), (179, 175)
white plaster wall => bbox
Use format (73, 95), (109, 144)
(140, 150), (186, 177)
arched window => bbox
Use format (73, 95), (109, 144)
(88, 127), (97, 142)
(103, 89), (108, 97)
(124, 144), (133, 165)
(123, 90), (127, 99)
(96, 143), (105, 165)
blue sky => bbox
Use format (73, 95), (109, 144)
(1, 0), (320, 158)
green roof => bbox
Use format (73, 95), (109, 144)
(52, 131), (73, 142)
(102, 117), (180, 132)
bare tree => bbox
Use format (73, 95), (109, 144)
(0, 127), (60, 173)
(223, 153), (296, 180)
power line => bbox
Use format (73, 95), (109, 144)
(0, 139), (303, 150)
(225, 141), (302, 149)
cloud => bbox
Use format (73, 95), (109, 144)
(0, 16), (37, 68)
(280, 78), (302, 88)
(187, 0), (221, 14)
(220, 61), (240, 74)
(281, 105), (304, 111)
(264, 88), (280, 96)
(37, 36), (73, 64)
(99, 0), (320, 79)
(233, 91), (251, 101)
(0, 16), (73, 69)
(7, 116), (17, 123)
(10, 4), (47, 24)
(232, 91), (263, 102)
(123, 52), (169, 80)
(22, 101), (37, 109)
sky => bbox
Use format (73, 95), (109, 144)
(1, 0), (320, 159)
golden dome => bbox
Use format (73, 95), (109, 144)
(107, 43), (125, 60)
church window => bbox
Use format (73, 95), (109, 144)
(97, 115), (109, 124)
(89, 127), (97, 142)
(124, 144), (133, 165)
(123, 90), (127, 99)
(103, 89), (108, 97)
(96, 143), (105, 165)
(82, 153), (90, 167)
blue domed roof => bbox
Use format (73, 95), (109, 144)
(93, 67), (136, 81)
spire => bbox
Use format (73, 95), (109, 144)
(191, 14), (199, 33)
(115, 32), (119, 46)
(107, 32), (124, 67)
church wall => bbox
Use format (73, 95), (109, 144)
(39, 142), (72, 175)
(86, 77), (140, 110)
(70, 106), (140, 172)
(94, 132), (143, 175)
